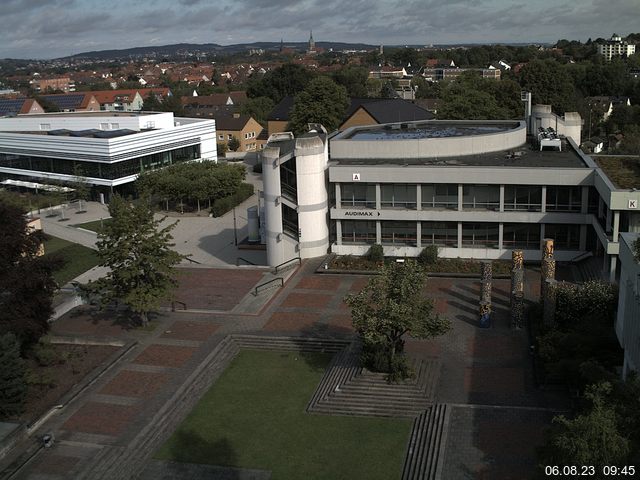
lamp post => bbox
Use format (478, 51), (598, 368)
(233, 207), (238, 246)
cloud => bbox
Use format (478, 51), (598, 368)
(0, 0), (638, 58)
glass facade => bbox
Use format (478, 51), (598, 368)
(503, 223), (541, 249)
(381, 184), (417, 209)
(342, 220), (376, 244)
(381, 221), (416, 245)
(463, 185), (500, 210)
(545, 224), (580, 250)
(462, 222), (499, 248)
(421, 184), (458, 209)
(504, 185), (542, 211)
(341, 183), (376, 208)
(546, 186), (582, 212)
(282, 204), (298, 238)
(421, 221), (458, 246)
(0, 145), (200, 180)
(279, 159), (297, 200)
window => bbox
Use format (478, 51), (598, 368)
(341, 183), (376, 208)
(279, 158), (297, 200)
(282, 204), (298, 238)
(504, 185), (542, 211)
(381, 221), (416, 246)
(546, 186), (581, 212)
(342, 220), (376, 244)
(228, 134), (233, 140)
(99, 123), (108, 130)
(39, 123), (51, 131)
(381, 184), (417, 209)
(421, 221), (457, 246)
(110, 123), (119, 129)
(463, 185), (500, 210)
(503, 223), (540, 249)
(218, 134), (223, 140)
(545, 224), (580, 250)
(422, 184), (458, 209)
(462, 223), (499, 248)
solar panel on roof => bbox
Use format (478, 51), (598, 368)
(0, 99), (25, 115)
(93, 129), (136, 139)
(70, 129), (102, 137)
(48, 129), (72, 136)
(41, 94), (84, 109)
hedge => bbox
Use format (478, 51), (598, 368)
(210, 183), (255, 217)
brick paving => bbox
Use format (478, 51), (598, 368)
(171, 268), (265, 311)
(161, 320), (220, 341)
(100, 370), (171, 398)
(132, 345), (198, 368)
(62, 402), (140, 436)
(9, 262), (570, 480)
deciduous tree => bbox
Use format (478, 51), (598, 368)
(344, 261), (451, 381)
(288, 76), (349, 134)
(0, 333), (26, 419)
(82, 196), (184, 326)
(0, 202), (59, 348)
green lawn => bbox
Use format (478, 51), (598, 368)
(43, 236), (100, 285)
(156, 350), (411, 480)
(72, 218), (111, 233)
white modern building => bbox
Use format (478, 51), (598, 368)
(0, 111), (216, 198)
(597, 34), (636, 62)
(261, 111), (640, 281)
(615, 233), (640, 377)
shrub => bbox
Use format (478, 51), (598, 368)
(367, 244), (384, 263)
(555, 281), (618, 329)
(418, 245), (438, 265)
(32, 342), (64, 367)
(210, 183), (255, 217)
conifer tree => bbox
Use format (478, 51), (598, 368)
(0, 333), (27, 419)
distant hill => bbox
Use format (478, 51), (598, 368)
(61, 41), (379, 61)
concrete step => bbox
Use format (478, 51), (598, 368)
(402, 404), (450, 480)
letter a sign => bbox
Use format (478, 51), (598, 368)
(352, 173), (361, 181)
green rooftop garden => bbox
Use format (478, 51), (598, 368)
(594, 156), (640, 190)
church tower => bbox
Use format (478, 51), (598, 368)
(308, 30), (316, 54)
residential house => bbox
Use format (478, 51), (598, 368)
(215, 113), (263, 153)
(597, 34), (636, 62)
(91, 90), (145, 111)
(587, 96), (632, 122)
(182, 93), (247, 118)
(39, 93), (101, 112)
(31, 77), (75, 93)
(0, 98), (44, 116)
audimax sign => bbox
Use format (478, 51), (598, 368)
(344, 211), (381, 217)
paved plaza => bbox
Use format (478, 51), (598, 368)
(2, 259), (568, 480)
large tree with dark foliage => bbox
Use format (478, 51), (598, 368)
(0, 202), (58, 348)
(246, 63), (315, 103)
(288, 76), (349, 134)
(0, 333), (27, 419)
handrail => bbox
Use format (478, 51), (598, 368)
(236, 257), (257, 266)
(273, 256), (301, 274)
(570, 251), (594, 263)
(254, 277), (283, 295)
(184, 256), (202, 265)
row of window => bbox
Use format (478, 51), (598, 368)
(340, 221), (581, 250)
(340, 183), (596, 213)
(0, 145), (200, 180)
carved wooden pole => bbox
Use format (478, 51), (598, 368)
(510, 249), (525, 329)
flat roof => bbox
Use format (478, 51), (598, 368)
(15, 111), (161, 118)
(594, 156), (640, 189)
(346, 122), (518, 140)
(332, 141), (588, 169)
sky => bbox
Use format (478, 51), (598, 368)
(1, 0), (638, 59)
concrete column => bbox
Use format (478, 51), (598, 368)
(498, 223), (504, 250)
(541, 185), (547, 213)
(336, 220), (342, 245)
(606, 206), (612, 233)
(458, 184), (463, 211)
(610, 255), (617, 283)
(375, 183), (381, 210)
(416, 221), (422, 248)
(598, 197), (603, 219)
(416, 184), (422, 211)
(457, 222), (463, 249)
(376, 220), (381, 244)
(613, 211), (620, 241)
(579, 224), (587, 251)
(499, 185), (505, 212)
(581, 186), (589, 214)
(540, 224), (545, 248)
(335, 183), (341, 208)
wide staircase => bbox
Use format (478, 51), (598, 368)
(573, 255), (604, 283)
(401, 404), (450, 480)
(307, 344), (440, 418)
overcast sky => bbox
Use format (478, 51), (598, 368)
(1, 0), (638, 59)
